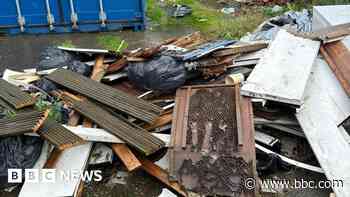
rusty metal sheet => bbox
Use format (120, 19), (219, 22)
(169, 84), (256, 196)
(320, 41), (350, 97)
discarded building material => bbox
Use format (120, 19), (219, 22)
(320, 41), (350, 97)
(112, 144), (142, 171)
(0, 110), (48, 137)
(255, 144), (323, 173)
(57, 46), (110, 54)
(89, 143), (113, 165)
(241, 29), (320, 106)
(19, 143), (93, 197)
(64, 126), (171, 146)
(296, 58), (350, 197)
(212, 42), (268, 57)
(180, 40), (236, 61)
(38, 120), (86, 150)
(144, 113), (173, 131)
(288, 23), (350, 43)
(255, 130), (280, 148)
(263, 124), (305, 138)
(169, 84), (256, 196)
(0, 79), (36, 109)
(61, 93), (165, 155)
(254, 117), (299, 126)
(140, 159), (188, 197)
(2, 69), (40, 86)
(46, 69), (162, 123)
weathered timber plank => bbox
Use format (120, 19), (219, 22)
(46, 69), (162, 123)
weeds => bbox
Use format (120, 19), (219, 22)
(147, 0), (267, 39)
(35, 95), (63, 122)
(59, 40), (76, 48)
(97, 35), (128, 53)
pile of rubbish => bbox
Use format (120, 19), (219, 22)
(1, 5), (350, 197)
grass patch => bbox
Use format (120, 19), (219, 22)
(147, 0), (267, 39)
(97, 35), (128, 53)
(59, 40), (76, 48)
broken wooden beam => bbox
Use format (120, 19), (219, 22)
(111, 144), (142, 171)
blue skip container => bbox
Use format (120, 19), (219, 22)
(0, 0), (146, 34)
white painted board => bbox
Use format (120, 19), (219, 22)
(19, 143), (93, 197)
(313, 5), (350, 48)
(296, 58), (350, 197)
(241, 29), (320, 105)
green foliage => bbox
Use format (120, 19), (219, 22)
(35, 95), (63, 122)
(5, 110), (16, 118)
(59, 40), (76, 48)
(147, 0), (267, 39)
(97, 35), (128, 53)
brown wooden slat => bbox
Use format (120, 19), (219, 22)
(320, 41), (350, 96)
(38, 120), (86, 150)
(46, 69), (162, 123)
(0, 79), (36, 109)
(61, 93), (165, 155)
(111, 144), (142, 171)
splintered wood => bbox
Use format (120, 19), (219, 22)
(169, 84), (256, 196)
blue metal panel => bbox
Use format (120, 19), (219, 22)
(0, 0), (146, 34)
(0, 1), (17, 27)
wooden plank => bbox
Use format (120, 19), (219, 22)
(0, 79), (36, 109)
(111, 144), (142, 171)
(46, 69), (162, 123)
(144, 112), (173, 131)
(320, 41), (350, 97)
(296, 58), (350, 197)
(212, 42), (268, 57)
(140, 159), (187, 197)
(241, 29), (320, 106)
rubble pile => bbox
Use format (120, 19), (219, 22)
(1, 5), (350, 197)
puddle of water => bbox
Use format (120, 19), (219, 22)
(0, 26), (193, 74)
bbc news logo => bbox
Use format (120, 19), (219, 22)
(8, 169), (102, 183)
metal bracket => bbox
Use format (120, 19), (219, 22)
(15, 0), (25, 32)
(69, 0), (78, 29)
(45, 0), (55, 31)
(99, 0), (107, 27)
